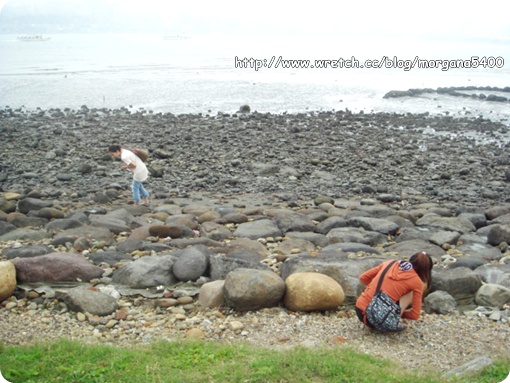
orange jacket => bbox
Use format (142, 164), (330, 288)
(356, 260), (424, 320)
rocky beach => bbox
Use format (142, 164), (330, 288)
(1, 105), (510, 376)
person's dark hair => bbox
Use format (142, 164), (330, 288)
(108, 145), (121, 153)
(410, 251), (433, 289)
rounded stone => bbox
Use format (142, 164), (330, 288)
(284, 272), (345, 312)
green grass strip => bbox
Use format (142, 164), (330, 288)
(0, 339), (508, 383)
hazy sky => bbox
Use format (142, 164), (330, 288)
(1, 0), (509, 38)
(110, 0), (510, 38)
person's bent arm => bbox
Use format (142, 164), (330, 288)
(402, 284), (423, 320)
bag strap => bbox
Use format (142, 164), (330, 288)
(374, 261), (397, 293)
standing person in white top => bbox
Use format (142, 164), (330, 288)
(108, 145), (150, 206)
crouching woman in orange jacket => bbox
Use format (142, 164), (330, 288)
(355, 251), (433, 332)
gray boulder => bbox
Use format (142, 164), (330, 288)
(457, 233), (487, 245)
(431, 267), (482, 305)
(429, 230), (461, 246)
(46, 218), (84, 233)
(285, 231), (330, 247)
(89, 214), (131, 235)
(386, 239), (445, 260)
(3, 245), (53, 259)
(321, 242), (382, 255)
(326, 227), (387, 246)
(346, 216), (399, 235)
(57, 286), (119, 316)
(487, 224), (510, 246)
(225, 249), (265, 263)
(447, 255), (487, 270)
(458, 213), (487, 229)
(200, 221), (233, 241)
(223, 268), (285, 311)
(274, 238), (315, 255)
(445, 356), (494, 379)
(484, 205), (510, 220)
(17, 198), (53, 214)
(416, 214), (476, 234)
(226, 237), (268, 256)
(116, 237), (143, 254)
(172, 245), (211, 282)
(456, 243), (503, 261)
(475, 283), (510, 308)
(209, 254), (272, 281)
(424, 290), (458, 314)
(273, 211), (315, 233)
(316, 216), (348, 235)
(112, 254), (178, 288)
(52, 225), (115, 244)
(87, 251), (132, 266)
(233, 219), (282, 240)
(0, 228), (51, 242)
(395, 227), (440, 243)
(7, 214), (47, 228)
(474, 264), (510, 289)
(0, 220), (17, 236)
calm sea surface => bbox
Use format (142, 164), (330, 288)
(0, 33), (509, 120)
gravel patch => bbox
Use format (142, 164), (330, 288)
(1, 296), (508, 375)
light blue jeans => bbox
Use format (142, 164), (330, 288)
(132, 180), (149, 203)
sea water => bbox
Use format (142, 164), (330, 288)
(0, 33), (509, 121)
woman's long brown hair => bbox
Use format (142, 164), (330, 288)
(410, 251), (433, 290)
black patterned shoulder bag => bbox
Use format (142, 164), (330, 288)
(365, 261), (402, 333)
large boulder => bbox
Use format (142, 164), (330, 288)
(34, 207), (66, 219)
(11, 253), (105, 283)
(385, 239), (445, 260)
(3, 245), (53, 259)
(0, 261), (16, 302)
(273, 211), (315, 233)
(415, 214), (476, 234)
(223, 268), (285, 311)
(45, 218), (84, 233)
(172, 245), (210, 282)
(209, 254), (272, 281)
(199, 280), (225, 308)
(474, 264), (510, 289)
(149, 224), (184, 239)
(57, 286), (119, 316)
(475, 283), (510, 308)
(200, 221), (232, 241)
(487, 224), (510, 246)
(111, 254), (178, 288)
(431, 267), (482, 305)
(89, 214), (131, 235)
(283, 272), (345, 312)
(52, 225), (115, 244)
(326, 227), (387, 246)
(423, 290), (458, 314)
(0, 220), (17, 236)
(274, 238), (315, 255)
(346, 216), (399, 235)
(17, 198), (53, 214)
(0, 228), (50, 242)
(233, 219), (283, 240)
